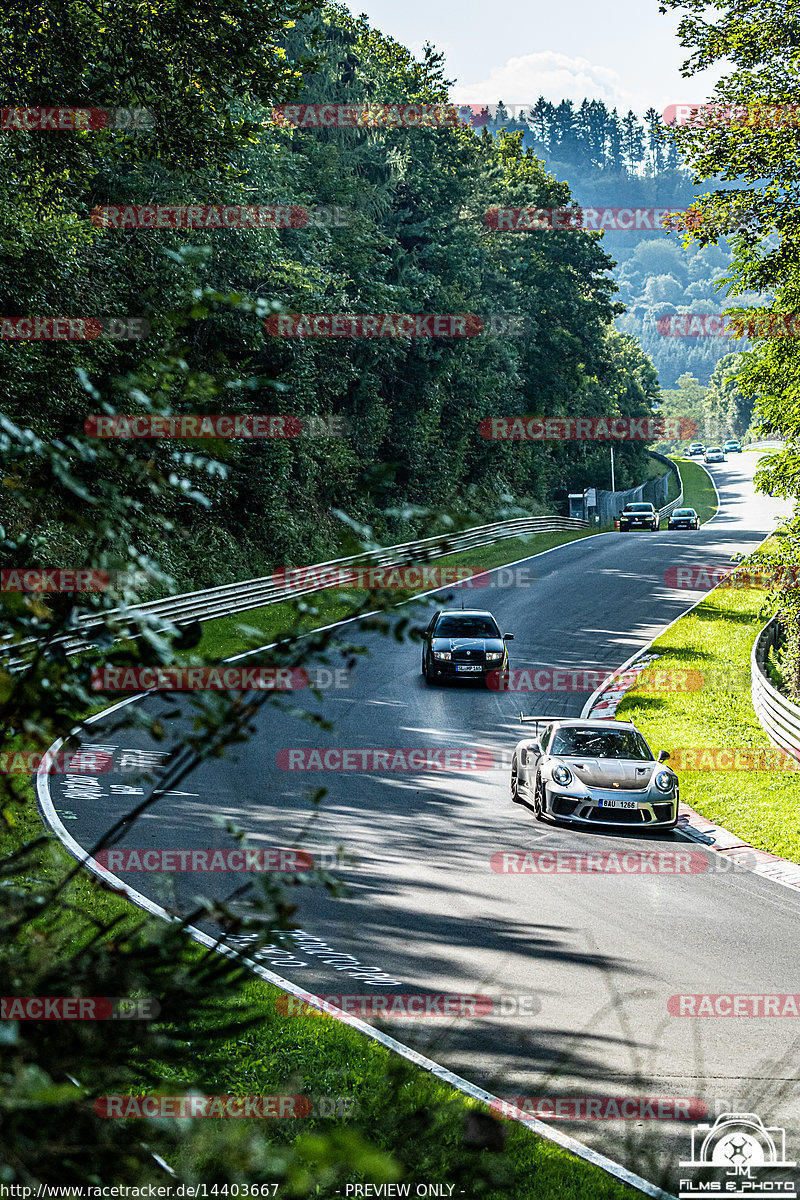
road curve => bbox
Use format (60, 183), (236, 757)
(46, 452), (800, 1194)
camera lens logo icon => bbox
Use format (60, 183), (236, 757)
(680, 1111), (796, 1170)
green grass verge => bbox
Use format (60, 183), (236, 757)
(162, 976), (639, 1198)
(617, 578), (800, 864)
(669, 457), (718, 524)
(194, 527), (598, 661)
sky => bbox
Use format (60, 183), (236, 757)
(341, 0), (725, 117)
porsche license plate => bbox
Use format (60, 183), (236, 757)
(598, 799), (637, 809)
(456, 665), (482, 672)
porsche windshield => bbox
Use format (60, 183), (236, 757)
(434, 615), (500, 638)
(550, 727), (652, 760)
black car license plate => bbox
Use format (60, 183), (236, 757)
(456, 665), (482, 672)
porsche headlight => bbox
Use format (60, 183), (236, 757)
(485, 651), (503, 661)
(655, 770), (673, 792)
(433, 651), (451, 660)
(552, 764), (572, 786)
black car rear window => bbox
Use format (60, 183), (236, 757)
(550, 728), (652, 760)
(434, 616), (500, 637)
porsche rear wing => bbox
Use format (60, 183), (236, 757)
(518, 714), (552, 736)
(518, 712), (637, 731)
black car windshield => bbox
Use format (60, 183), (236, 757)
(550, 727), (652, 760)
(673, 509), (695, 516)
(434, 615), (500, 637)
(625, 504), (653, 512)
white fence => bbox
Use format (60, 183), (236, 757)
(751, 617), (800, 759)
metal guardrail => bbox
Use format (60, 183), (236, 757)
(3, 514), (589, 662)
(751, 616), (800, 759)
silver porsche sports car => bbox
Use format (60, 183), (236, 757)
(510, 716), (679, 830)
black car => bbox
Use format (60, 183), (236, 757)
(619, 502), (659, 532)
(668, 507), (700, 530)
(421, 609), (513, 685)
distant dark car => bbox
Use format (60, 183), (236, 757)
(619, 502), (659, 532)
(421, 609), (513, 685)
(668, 507), (700, 530)
(723, 439), (742, 453)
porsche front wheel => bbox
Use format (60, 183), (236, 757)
(533, 774), (546, 821)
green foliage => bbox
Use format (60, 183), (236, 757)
(659, 0), (800, 665)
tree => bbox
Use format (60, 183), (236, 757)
(660, 0), (800, 680)
(621, 110), (645, 172)
(705, 352), (754, 441)
(644, 107), (665, 173)
(606, 107), (625, 172)
(528, 96), (554, 149)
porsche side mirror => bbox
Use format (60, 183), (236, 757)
(503, 633), (514, 640)
(657, 750), (670, 762)
(521, 741), (541, 764)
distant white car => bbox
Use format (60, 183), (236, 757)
(704, 446), (726, 463)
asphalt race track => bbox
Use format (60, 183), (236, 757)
(45, 452), (800, 1194)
